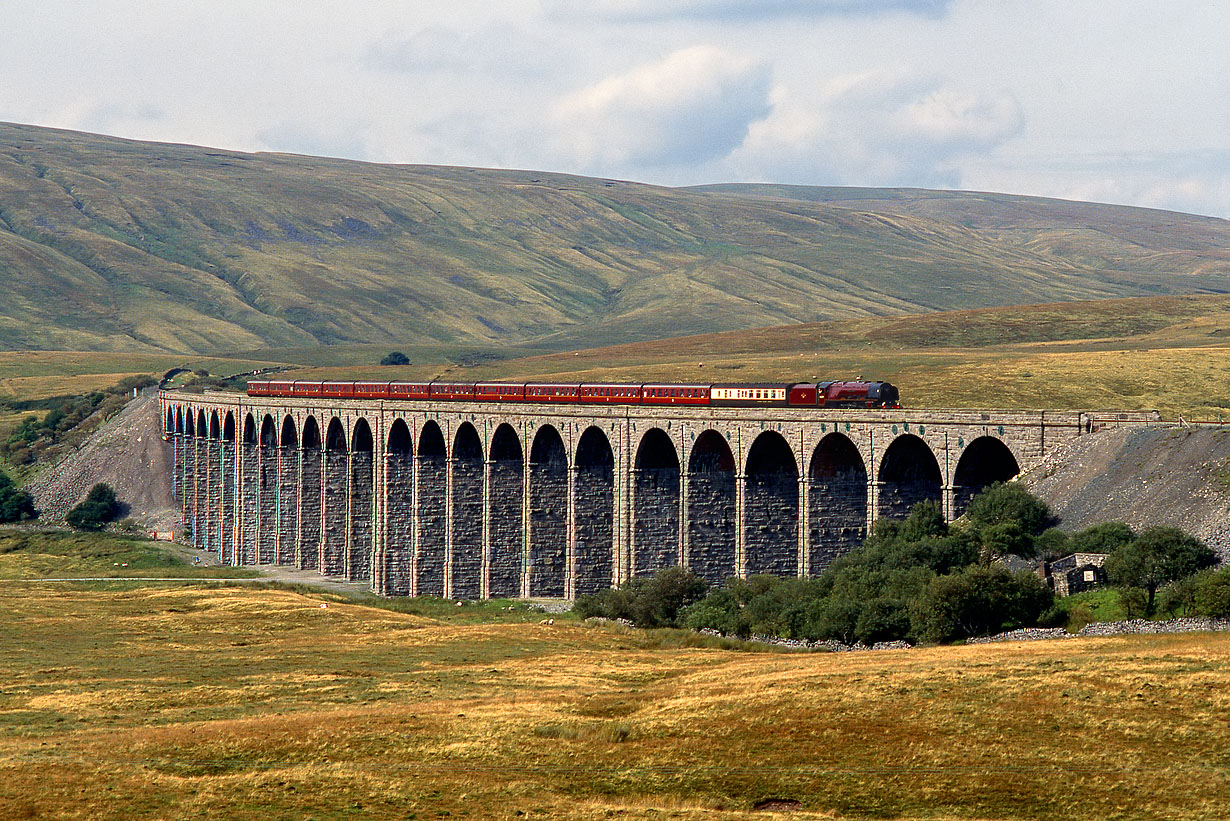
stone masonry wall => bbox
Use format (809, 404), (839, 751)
(450, 456), (483, 598)
(220, 443), (235, 565)
(322, 451), (348, 576)
(574, 461), (614, 596)
(258, 444), (277, 564)
(277, 447), (299, 565)
(416, 454), (447, 596)
(239, 442), (259, 565)
(384, 453), (414, 595)
(298, 448), (322, 570)
(348, 452), (373, 581)
(633, 467), (679, 577)
(488, 460), (523, 598)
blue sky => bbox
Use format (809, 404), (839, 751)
(3, 0), (1227, 216)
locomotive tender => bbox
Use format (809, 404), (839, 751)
(246, 379), (901, 409)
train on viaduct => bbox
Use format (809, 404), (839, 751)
(160, 389), (1112, 599)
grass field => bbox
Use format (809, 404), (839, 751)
(0, 535), (1228, 820)
(0, 351), (277, 403)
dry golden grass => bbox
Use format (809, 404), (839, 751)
(1, 583), (1227, 820)
(0, 351), (276, 401)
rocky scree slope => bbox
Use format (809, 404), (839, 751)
(1021, 425), (1230, 560)
(25, 391), (176, 531)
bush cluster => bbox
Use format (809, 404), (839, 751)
(580, 484), (1063, 645)
(1159, 566), (1230, 618)
(575, 566), (707, 628)
(678, 496), (1056, 645)
(0, 470), (36, 522)
(380, 351), (410, 366)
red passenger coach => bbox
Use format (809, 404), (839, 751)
(430, 382), (477, 401)
(642, 384), (709, 405)
(291, 381), (324, 397)
(389, 382), (432, 400)
(321, 382), (356, 399)
(525, 383), (581, 402)
(475, 382), (526, 402)
(579, 384), (642, 403)
(353, 381), (392, 399)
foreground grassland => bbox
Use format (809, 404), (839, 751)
(0, 539), (1226, 820)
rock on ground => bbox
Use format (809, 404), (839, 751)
(1020, 425), (1230, 561)
(26, 391), (178, 532)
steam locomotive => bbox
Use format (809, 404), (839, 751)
(246, 380), (901, 409)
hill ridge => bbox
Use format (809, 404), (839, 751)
(1, 122), (1227, 355)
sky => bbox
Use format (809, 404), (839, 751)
(2, 0), (1227, 217)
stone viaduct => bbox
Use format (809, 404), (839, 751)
(161, 391), (1100, 599)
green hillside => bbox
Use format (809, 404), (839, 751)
(1, 122), (1227, 355)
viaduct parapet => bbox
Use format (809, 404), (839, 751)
(160, 391), (1110, 599)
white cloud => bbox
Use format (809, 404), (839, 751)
(960, 150), (1230, 217)
(545, 0), (950, 22)
(364, 25), (557, 78)
(726, 71), (1022, 187)
(550, 46), (772, 172)
(0, 1), (1225, 216)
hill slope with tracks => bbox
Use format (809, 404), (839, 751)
(2, 122), (1227, 355)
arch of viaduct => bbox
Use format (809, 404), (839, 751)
(161, 391), (1091, 599)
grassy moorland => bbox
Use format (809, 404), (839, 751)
(0, 572), (1227, 820)
(1, 122), (1226, 354)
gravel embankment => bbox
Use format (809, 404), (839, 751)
(1021, 425), (1230, 560)
(25, 391), (178, 531)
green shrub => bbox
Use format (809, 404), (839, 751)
(0, 470), (36, 522)
(66, 483), (120, 531)
(963, 482), (1055, 537)
(914, 565), (1055, 643)
(575, 567), (708, 629)
(1070, 522), (1135, 554)
(1105, 527), (1216, 615)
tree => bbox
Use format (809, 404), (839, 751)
(1070, 522), (1135, 554)
(380, 351), (410, 366)
(630, 566), (708, 628)
(575, 567), (708, 629)
(66, 483), (120, 531)
(0, 470), (36, 522)
(963, 483), (1054, 560)
(963, 482), (1054, 536)
(914, 564), (1054, 643)
(1034, 527), (1072, 561)
(1104, 527), (1217, 616)
(1191, 568), (1230, 618)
